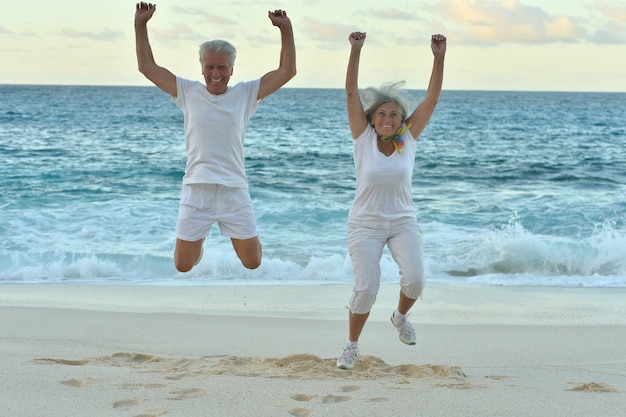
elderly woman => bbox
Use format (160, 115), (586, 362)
(337, 31), (447, 370)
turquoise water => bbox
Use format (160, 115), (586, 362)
(1, 85), (625, 286)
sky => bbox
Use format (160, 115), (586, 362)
(1, 0), (625, 92)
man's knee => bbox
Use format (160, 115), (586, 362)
(174, 257), (194, 273)
(174, 247), (202, 273)
(232, 236), (262, 270)
(241, 255), (261, 270)
(174, 238), (204, 273)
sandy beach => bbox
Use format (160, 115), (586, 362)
(1, 282), (625, 417)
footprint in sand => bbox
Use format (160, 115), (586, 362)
(115, 382), (167, 390)
(289, 407), (313, 417)
(484, 375), (509, 380)
(60, 377), (102, 388)
(338, 384), (361, 392)
(167, 388), (206, 401)
(367, 397), (390, 402)
(36, 358), (90, 366)
(569, 382), (618, 393)
(110, 352), (160, 365)
(435, 381), (474, 390)
(112, 397), (144, 410)
(290, 393), (318, 402)
(132, 410), (167, 417)
(60, 379), (87, 388)
(321, 394), (351, 404)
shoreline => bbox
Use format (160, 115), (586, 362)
(1, 281), (625, 325)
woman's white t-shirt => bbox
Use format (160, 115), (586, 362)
(349, 124), (417, 222)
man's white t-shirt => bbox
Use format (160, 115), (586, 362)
(349, 124), (418, 222)
(173, 77), (262, 188)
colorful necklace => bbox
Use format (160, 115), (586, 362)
(378, 123), (411, 153)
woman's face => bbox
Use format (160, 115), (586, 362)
(372, 102), (403, 136)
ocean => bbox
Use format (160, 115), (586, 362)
(1, 85), (625, 287)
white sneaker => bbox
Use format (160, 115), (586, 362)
(390, 313), (416, 345)
(336, 344), (359, 370)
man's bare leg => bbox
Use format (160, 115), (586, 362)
(174, 238), (204, 272)
(231, 236), (262, 269)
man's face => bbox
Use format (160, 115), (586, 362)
(201, 51), (233, 95)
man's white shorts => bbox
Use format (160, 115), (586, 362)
(176, 183), (257, 242)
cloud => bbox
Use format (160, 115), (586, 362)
(152, 23), (205, 42)
(593, 0), (626, 24)
(588, 0), (626, 43)
(171, 6), (238, 25)
(363, 8), (420, 21)
(301, 17), (353, 42)
(298, 14), (427, 50)
(0, 25), (38, 39)
(61, 27), (124, 42)
(588, 21), (626, 43)
(435, 0), (587, 44)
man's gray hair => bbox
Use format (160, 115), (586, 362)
(199, 40), (237, 66)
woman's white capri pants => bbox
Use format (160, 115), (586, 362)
(347, 217), (425, 315)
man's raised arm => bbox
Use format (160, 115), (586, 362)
(135, 2), (177, 97)
(257, 9), (297, 100)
